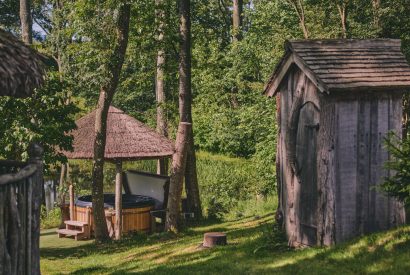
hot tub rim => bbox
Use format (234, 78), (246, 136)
(75, 193), (155, 209)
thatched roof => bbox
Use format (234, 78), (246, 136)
(265, 39), (410, 96)
(64, 106), (175, 160)
(0, 29), (45, 97)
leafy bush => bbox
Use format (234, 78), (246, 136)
(382, 133), (410, 206)
(66, 152), (276, 219)
(196, 152), (275, 218)
(41, 206), (62, 229)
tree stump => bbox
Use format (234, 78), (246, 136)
(203, 232), (227, 248)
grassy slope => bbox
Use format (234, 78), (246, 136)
(41, 212), (410, 275)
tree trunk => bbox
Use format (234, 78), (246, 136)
(19, 0), (32, 44)
(156, 0), (169, 175)
(232, 0), (243, 42)
(58, 164), (67, 228)
(372, 0), (381, 32)
(337, 2), (348, 38)
(179, 0), (203, 219)
(91, 3), (131, 243)
(185, 138), (202, 218)
(53, 0), (68, 76)
(287, 0), (309, 39)
(166, 122), (191, 232)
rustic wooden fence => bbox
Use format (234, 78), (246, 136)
(0, 144), (43, 275)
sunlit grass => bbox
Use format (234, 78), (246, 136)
(41, 201), (410, 275)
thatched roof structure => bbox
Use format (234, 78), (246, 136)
(0, 29), (45, 97)
(64, 106), (175, 160)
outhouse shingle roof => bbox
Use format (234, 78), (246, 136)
(265, 39), (410, 96)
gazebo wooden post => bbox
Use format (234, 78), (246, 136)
(67, 163), (75, 221)
(115, 161), (123, 240)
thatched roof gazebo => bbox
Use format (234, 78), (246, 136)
(62, 106), (174, 240)
(65, 106), (174, 160)
(0, 29), (45, 97)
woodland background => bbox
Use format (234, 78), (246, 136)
(1, 0), (410, 218)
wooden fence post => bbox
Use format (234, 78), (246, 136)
(28, 142), (43, 275)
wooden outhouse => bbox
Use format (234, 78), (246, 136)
(264, 39), (410, 247)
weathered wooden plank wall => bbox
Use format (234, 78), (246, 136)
(333, 93), (406, 242)
(277, 69), (406, 246)
(317, 95), (336, 246)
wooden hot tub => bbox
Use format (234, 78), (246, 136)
(74, 194), (155, 234)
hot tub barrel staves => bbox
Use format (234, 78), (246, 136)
(264, 39), (410, 247)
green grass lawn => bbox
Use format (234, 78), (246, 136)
(41, 211), (410, 275)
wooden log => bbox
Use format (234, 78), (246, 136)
(203, 232), (227, 247)
(165, 122), (191, 233)
(115, 161), (123, 240)
(28, 143), (43, 275)
(26, 177), (32, 273)
(17, 182), (26, 275)
(8, 185), (20, 274)
(0, 187), (7, 274)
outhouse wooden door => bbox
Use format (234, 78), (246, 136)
(296, 101), (320, 246)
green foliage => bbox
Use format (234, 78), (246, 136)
(382, 133), (410, 206)
(65, 152), (275, 218)
(41, 206), (62, 229)
(0, 72), (78, 168)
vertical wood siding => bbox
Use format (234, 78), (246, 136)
(336, 100), (359, 242)
(277, 69), (406, 246)
(333, 93), (406, 242)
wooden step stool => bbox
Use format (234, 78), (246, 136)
(56, 206), (91, 241)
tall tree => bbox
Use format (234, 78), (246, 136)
(179, 0), (202, 219)
(372, 0), (381, 32)
(91, 2), (131, 242)
(232, 0), (243, 42)
(166, 122), (191, 232)
(155, 0), (168, 175)
(19, 0), (32, 44)
(286, 0), (309, 39)
(336, 0), (349, 38)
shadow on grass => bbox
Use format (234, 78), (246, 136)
(41, 215), (410, 275)
(109, 226), (410, 275)
(40, 230), (57, 237)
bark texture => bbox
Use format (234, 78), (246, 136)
(58, 164), (66, 228)
(19, 0), (32, 44)
(91, 3), (131, 243)
(232, 0), (243, 42)
(166, 122), (191, 232)
(156, 0), (169, 175)
(179, 0), (202, 218)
